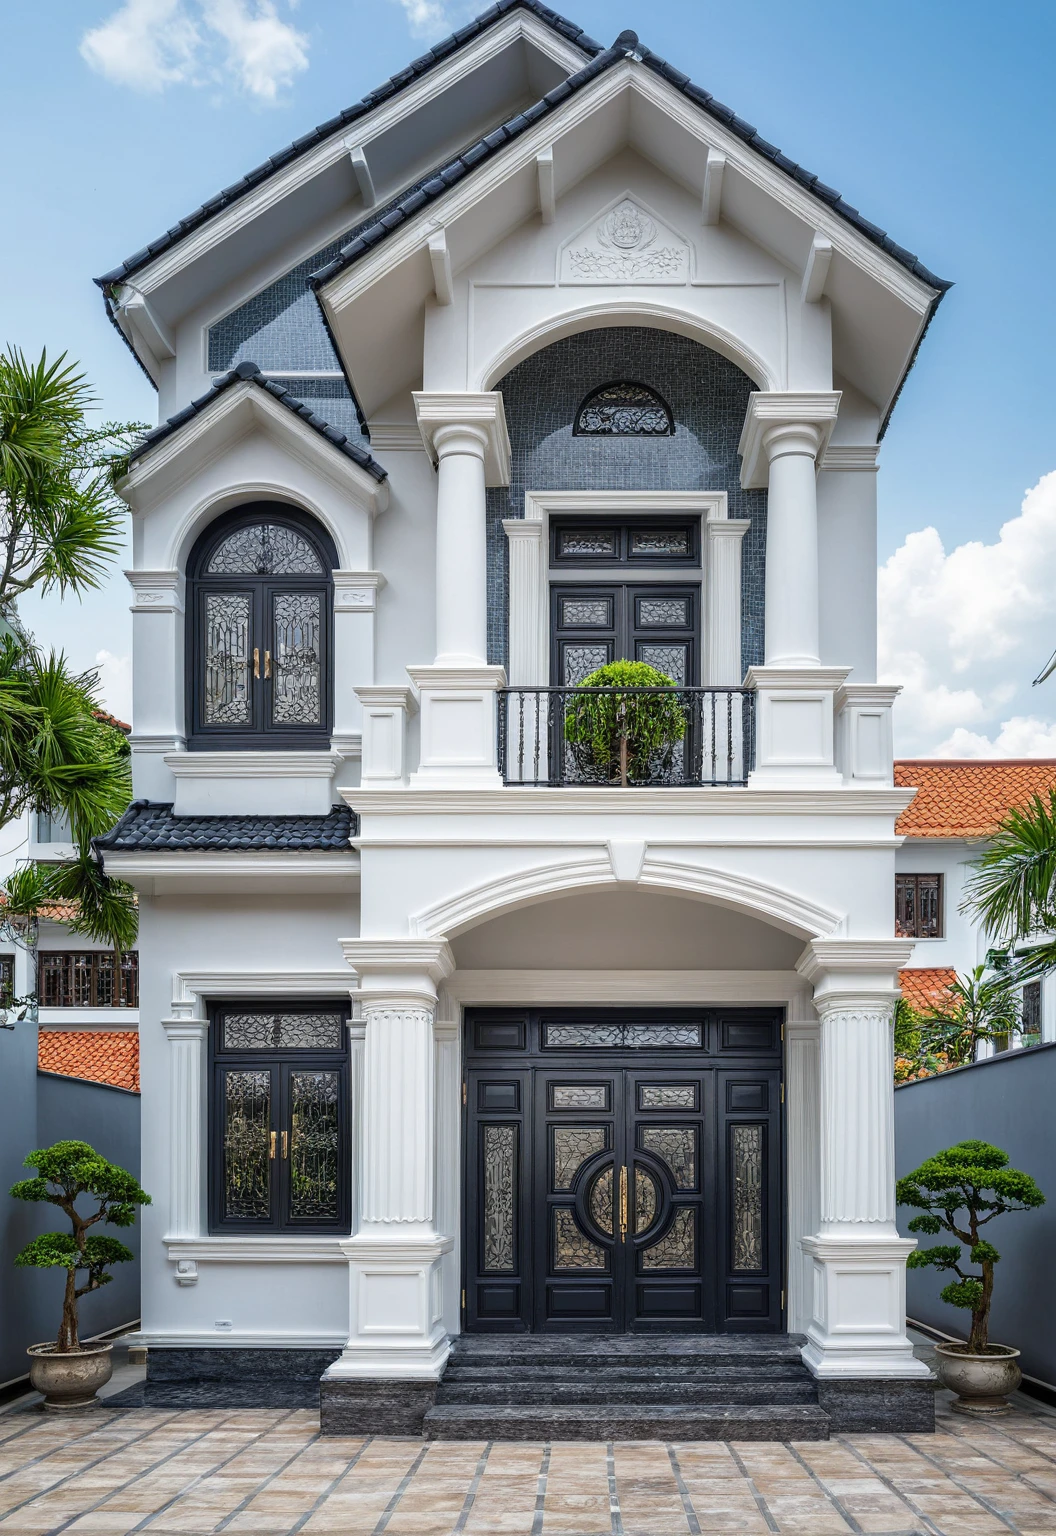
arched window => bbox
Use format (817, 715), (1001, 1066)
(573, 381), (674, 437)
(187, 504), (335, 750)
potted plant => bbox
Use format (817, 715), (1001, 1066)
(11, 1140), (150, 1410)
(897, 1140), (1044, 1413)
(564, 660), (685, 785)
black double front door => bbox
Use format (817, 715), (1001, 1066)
(463, 1009), (783, 1333)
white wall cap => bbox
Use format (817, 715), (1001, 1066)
(745, 666), (851, 692)
(819, 444), (880, 472)
(163, 750), (340, 779)
(406, 663), (507, 691)
(355, 685), (419, 714)
(836, 684), (901, 710)
(738, 391), (842, 488)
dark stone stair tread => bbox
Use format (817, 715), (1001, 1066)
(437, 1382), (818, 1405)
(443, 1363), (810, 1382)
(424, 1402), (830, 1442)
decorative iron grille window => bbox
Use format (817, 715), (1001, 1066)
(573, 382), (674, 437)
(209, 1001), (351, 1234)
(187, 504), (335, 751)
(0, 955), (13, 1007)
(551, 519), (698, 567)
(894, 874), (943, 938)
(1022, 981), (1042, 1047)
(39, 952), (139, 1008)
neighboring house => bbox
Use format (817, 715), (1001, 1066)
(91, 2), (959, 1436)
(893, 760), (1056, 1049)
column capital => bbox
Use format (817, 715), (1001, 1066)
(738, 391), (842, 489)
(340, 938), (454, 1005)
(797, 938), (915, 1009)
(413, 391), (511, 486)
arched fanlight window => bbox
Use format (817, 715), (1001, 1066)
(186, 504), (336, 750)
(573, 381), (674, 437)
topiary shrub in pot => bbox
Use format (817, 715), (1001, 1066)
(897, 1140), (1044, 1413)
(563, 660), (685, 786)
(12, 1140), (150, 1410)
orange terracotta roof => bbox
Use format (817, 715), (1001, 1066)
(92, 708), (131, 733)
(894, 759), (1056, 838)
(899, 968), (958, 1014)
(38, 1030), (139, 1092)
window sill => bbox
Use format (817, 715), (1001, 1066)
(165, 1235), (348, 1263)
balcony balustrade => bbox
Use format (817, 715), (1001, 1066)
(497, 686), (755, 788)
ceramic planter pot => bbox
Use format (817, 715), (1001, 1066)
(27, 1342), (113, 1410)
(934, 1342), (1021, 1414)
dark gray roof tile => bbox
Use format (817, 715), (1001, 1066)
(95, 801), (357, 854)
(128, 362), (387, 481)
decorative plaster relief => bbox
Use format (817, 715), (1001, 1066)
(560, 198), (689, 285)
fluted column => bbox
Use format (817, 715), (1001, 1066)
(796, 939), (928, 1382)
(359, 997), (436, 1230)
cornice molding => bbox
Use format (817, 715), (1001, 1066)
(163, 750), (340, 779)
(836, 684), (901, 710)
(797, 939), (916, 988)
(745, 666), (852, 692)
(342, 785), (915, 817)
(172, 969), (356, 1015)
(339, 938), (455, 986)
(820, 444), (880, 472)
(406, 664), (507, 691)
(165, 1236), (347, 1264)
(738, 392), (842, 489)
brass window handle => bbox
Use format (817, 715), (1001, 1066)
(619, 1164), (628, 1241)
(281, 1130), (288, 1159)
(264, 649), (272, 679)
(269, 1130), (276, 1160)
(253, 647), (260, 679)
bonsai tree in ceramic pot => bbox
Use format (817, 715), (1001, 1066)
(564, 660), (685, 786)
(897, 1140), (1044, 1414)
(11, 1140), (150, 1409)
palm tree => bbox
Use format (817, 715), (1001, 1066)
(913, 965), (1022, 1067)
(962, 790), (1056, 980)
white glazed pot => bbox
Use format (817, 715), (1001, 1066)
(934, 1342), (1022, 1414)
(27, 1343), (113, 1410)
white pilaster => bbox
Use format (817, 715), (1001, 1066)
(739, 392), (841, 670)
(162, 1014), (208, 1242)
(328, 939), (455, 1379)
(355, 686), (417, 786)
(332, 571), (386, 754)
(836, 684), (899, 785)
(796, 939), (928, 1379)
(785, 1006), (820, 1336)
(127, 569), (185, 799)
(503, 518), (546, 686)
(704, 507), (750, 685)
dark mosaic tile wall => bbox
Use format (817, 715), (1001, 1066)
(488, 327), (766, 674)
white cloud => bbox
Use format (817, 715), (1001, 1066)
(879, 470), (1056, 757)
(92, 651), (133, 727)
(389, 0), (465, 39)
(80, 0), (308, 102)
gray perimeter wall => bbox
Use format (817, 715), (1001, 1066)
(895, 1043), (1056, 1389)
(0, 1060), (141, 1385)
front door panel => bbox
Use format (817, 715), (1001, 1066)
(464, 1010), (783, 1333)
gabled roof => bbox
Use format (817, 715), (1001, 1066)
(894, 760), (1056, 839)
(38, 1031), (140, 1093)
(95, 0), (602, 292)
(128, 362), (387, 482)
(95, 801), (357, 853)
(96, 3), (949, 309)
(312, 29), (950, 296)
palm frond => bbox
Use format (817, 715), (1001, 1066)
(962, 790), (1056, 943)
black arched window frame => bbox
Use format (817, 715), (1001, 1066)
(573, 381), (675, 437)
(186, 503), (336, 751)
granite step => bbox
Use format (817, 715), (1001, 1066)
(435, 1377), (818, 1406)
(450, 1344), (806, 1370)
(423, 1401), (831, 1441)
(442, 1362), (809, 1385)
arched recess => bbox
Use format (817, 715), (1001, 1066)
(411, 853), (843, 945)
(479, 301), (776, 395)
(169, 481), (356, 575)
(185, 501), (337, 751)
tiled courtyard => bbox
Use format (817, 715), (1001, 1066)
(2, 1393), (1056, 1536)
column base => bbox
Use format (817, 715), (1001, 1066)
(406, 664), (506, 788)
(331, 1233), (454, 1382)
(801, 1233), (932, 1380)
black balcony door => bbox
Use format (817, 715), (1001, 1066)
(550, 585), (699, 686)
(463, 1009), (783, 1334)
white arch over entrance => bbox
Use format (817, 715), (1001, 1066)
(411, 852), (843, 943)
(478, 300), (777, 394)
(169, 480), (354, 573)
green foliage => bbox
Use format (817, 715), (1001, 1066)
(897, 1140), (1044, 1351)
(0, 347), (144, 612)
(10, 1141), (149, 1351)
(563, 661), (685, 784)
(913, 966), (1022, 1067)
(962, 789), (1056, 981)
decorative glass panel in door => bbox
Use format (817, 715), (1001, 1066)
(188, 504), (334, 749)
(220, 1068), (273, 1223)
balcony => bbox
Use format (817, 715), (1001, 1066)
(497, 686), (755, 788)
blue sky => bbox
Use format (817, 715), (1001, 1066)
(3, 0), (1055, 753)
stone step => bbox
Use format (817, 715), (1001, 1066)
(436, 1377), (818, 1407)
(423, 1401), (831, 1442)
(443, 1362), (810, 1385)
(449, 1344), (805, 1371)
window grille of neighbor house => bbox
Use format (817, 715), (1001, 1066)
(0, 956), (13, 1007)
(895, 874), (943, 939)
(39, 952), (139, 1008)
(1022, 981), (1042, 1047)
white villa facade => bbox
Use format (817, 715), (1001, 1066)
(95, 3), (953, 1435)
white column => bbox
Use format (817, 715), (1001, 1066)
(738, 393), (841, 670)
(327, 939), (455, 1380)
(704, 508), (750, 685)
(162, 1014), (207, 1243)
(797, 940), (928, 1379)
(332, 571), (386, 757)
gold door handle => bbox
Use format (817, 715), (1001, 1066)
(619, 1165), (628, 1241)
(269, 1130), (277, 1160)
(264, 649), (272, 679)
(281, 1130), (288, 1159)
(253, 647), (260, 679)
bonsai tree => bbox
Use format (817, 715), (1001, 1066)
(897, 1140), (1044, 1352)
(564, 660), (685, 785)
(11, 1141), (150, 1352)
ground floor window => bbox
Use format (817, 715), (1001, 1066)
(209, 1001), (351, 1234)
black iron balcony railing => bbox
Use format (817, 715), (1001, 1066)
(498, 686), (755, 788)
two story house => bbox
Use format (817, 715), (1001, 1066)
(94, 1), (952, 1437)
